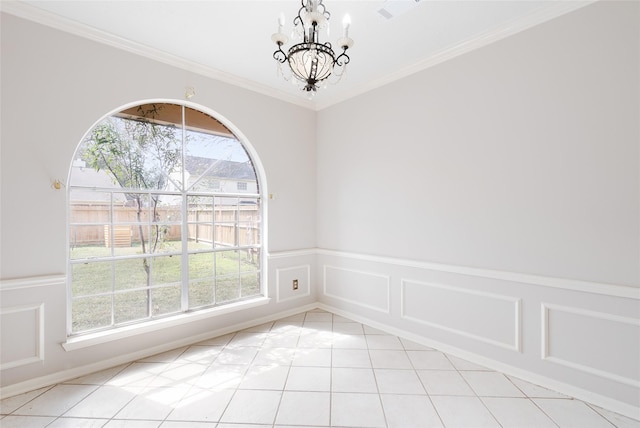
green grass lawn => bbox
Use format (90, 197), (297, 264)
(70, 241), (261, 333)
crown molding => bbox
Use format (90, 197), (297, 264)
(315, 0), (595, 110)
(1, 0), (594, 112)
(0, 1), (316, 110)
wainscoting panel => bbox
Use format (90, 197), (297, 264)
(316, 248), (640, 419)
(276, 264), (311, 303)
(323, 265), (390, 313)
(401, 279), (521, 352)
(542, 303), (640, 387)
(0, 303), (44, 370)
(0, 275), (64, 376)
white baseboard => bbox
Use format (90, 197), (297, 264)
(0, 303), (318, 400)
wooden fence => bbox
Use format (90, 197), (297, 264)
(70, 205), (259, 248)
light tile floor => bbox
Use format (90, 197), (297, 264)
(1, 309), (639, 428)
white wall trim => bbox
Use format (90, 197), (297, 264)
(276, 264), (311, 303)
(317, 302), (640, 421)
(541, 303), (640, 388)
(0, 303), (319, 400)
(0, 274), (65, 291)
(316, 248), (639, 299)
(268, 248), (317, 260)
(314, 1), (595, 109)
(323, 265), (391, 314)
(400, 279), (522, 352)
(0, 1), (594, 112)
(0, 303), (45, 370)
(0, 1), (315, 111)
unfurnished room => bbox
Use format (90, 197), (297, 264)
(0, 0), (639, 427)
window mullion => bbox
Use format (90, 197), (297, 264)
(180, 106), (189, 312)
(110, 191), (116, 328)
(181, 193), (189, 312)
(147, 193), (152, 319)
(212, 196), (217, 304)
(236, 200), (241, 298)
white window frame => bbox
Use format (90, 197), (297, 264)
(65, 100), (269, 344)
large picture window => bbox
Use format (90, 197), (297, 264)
(68, 102), (262, 335)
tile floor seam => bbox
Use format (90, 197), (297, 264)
(73, 363), (135, 428)
(587, 401), (626, 428)
(271, 363), (292, 426)
(329, 315), (335, 428)
(366, 332), (389, 428)
(219, 329), (264, 426)
(526, 396), (562, 428)
(413, 345), (447, 428)
(1, 385), (55, 416)
(63, 382), (133, 423)
(450, 355), (505, 428)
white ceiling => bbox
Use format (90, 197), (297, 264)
(2, 0), (592, 110)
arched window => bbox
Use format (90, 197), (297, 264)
(68, 102), (263, 335)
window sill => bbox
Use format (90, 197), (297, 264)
(62, 297), (271, 352)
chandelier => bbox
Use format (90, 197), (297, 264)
(272, 0), (354, 93)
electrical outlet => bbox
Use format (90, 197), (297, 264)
(293, 279), (299, 290)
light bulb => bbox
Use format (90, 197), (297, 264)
(278, 13), (285, 33)
(342, 14), (351, 38)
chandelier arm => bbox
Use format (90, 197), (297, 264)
(335, 48), (350, 67)
(315, 1), (331, 21)
(273, 44), (288, 63)
(293, 1), (306, 29)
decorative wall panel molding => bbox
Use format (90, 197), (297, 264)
(268, 249), (317, 260)
(0, 303), (45, 370)
(323, 265), (390, 313)
(401, 279), (522, 352)
(276, 265), (311, 303)
(0, 274), (65, 291)
(316, 248), (639, 299)
(542, 303), (640, 387)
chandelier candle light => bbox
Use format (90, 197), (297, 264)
(272, 0), (354, 93)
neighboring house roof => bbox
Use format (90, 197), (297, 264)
(69, 162), (127, 204)
(185, 156), (256, 181)
(70, 156), (257, 203)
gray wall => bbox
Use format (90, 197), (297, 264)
(316, 1), (639, 417)
(317, 1), (639, 287)
(0, 13), (317, 389)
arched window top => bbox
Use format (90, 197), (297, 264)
(74, 102), (258, 194)
(68, 102), (263, 336)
